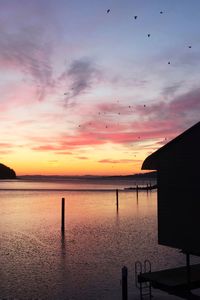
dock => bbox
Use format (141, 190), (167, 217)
(138, 264), (200, 299)
(124, 184), (157, 191)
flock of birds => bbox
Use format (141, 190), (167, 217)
(63, 7), (193, 141)
(106, 8), (192, 65)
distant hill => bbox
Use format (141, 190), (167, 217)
(0, 163), (16, 179)
(20, 171), (157, 181)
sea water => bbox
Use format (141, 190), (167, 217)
(0, 179), (198, 299)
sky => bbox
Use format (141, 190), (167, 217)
(1, 0), (200, 176)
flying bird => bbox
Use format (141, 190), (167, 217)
(134, 16), (138, 19)
(168, 61), (171, 65)
(188, 46), (192, 49)
(160, 11), (164, 14)
(147, 34), (151, 37)
(107, 9), (110, 13)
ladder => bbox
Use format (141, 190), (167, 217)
(135, 260), (152, 299)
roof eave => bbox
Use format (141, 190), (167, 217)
(141, 153), (158, 170)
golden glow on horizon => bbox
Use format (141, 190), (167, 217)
(1, 142), (149, 176)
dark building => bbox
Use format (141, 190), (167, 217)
(142, 121), (200, 256)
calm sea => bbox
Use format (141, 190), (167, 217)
(0, 179), (198, 299)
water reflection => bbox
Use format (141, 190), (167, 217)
(0, 187), (190, 299)
(61, 231), (66, 256)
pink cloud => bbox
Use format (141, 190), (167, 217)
(0, 143), (15, 155)
(135, 87), (200, 123)
(54, 151), (72, 155)
(98, 159), (135, 164)
(30, 87), (200, 152)
(32, 145), (61, 151)
(31, 126), (169, 152)
(0, 150), (13, 155)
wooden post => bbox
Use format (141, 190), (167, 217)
(61, 197), (65, 232)
(136, 185), (138, 199)
(122, 266), (128, 300)
(116, 189), (119, 211)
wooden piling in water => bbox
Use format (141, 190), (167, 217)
(116, 189), (119, 211)
(136, 185), (138, 197)
(122, 266), (128, 300)
(61, 197), (65, 232)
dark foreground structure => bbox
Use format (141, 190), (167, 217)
(0, 163), (16, 179)
(139, 121), (200, 299)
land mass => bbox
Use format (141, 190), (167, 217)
(0, 163), (16, 179)
(19, 171), (157, 181)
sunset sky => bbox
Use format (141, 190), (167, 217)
(1, 0), (200, 176)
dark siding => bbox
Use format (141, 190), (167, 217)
(142, 122), (200, 255)
(157, 155), (200, 254)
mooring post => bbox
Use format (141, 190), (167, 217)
(136, 185), (138, 199)
(61, 197), (65, 232)
(116, 189), (119, 211)
(122, 266), (128, 300)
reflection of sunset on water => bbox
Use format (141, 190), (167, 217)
(0, 184), (187, 299)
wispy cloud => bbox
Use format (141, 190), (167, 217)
(162, 82), (183, 99)
(98, 159), (135, 164)
(54, 151), (72, 155)
(0, 142), (15, 155)
(135, 87), (200, 127)
(60, 58), (101, 106)
(0, 23), (54, 101)
(30, 86), (200, 153)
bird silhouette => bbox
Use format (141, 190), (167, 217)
(188, 46), (192, 48)
(147, 34), (151, 37)
(134, 16), (138, 19)
(160, 11), (163, 14)
(168, 61), (171, 65)
(107, 9), (110, 13)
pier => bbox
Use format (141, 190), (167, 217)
(124, 184), (157, 191)
(138, 263), (200, 299)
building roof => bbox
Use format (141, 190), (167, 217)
(142, 121), (200, 170)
